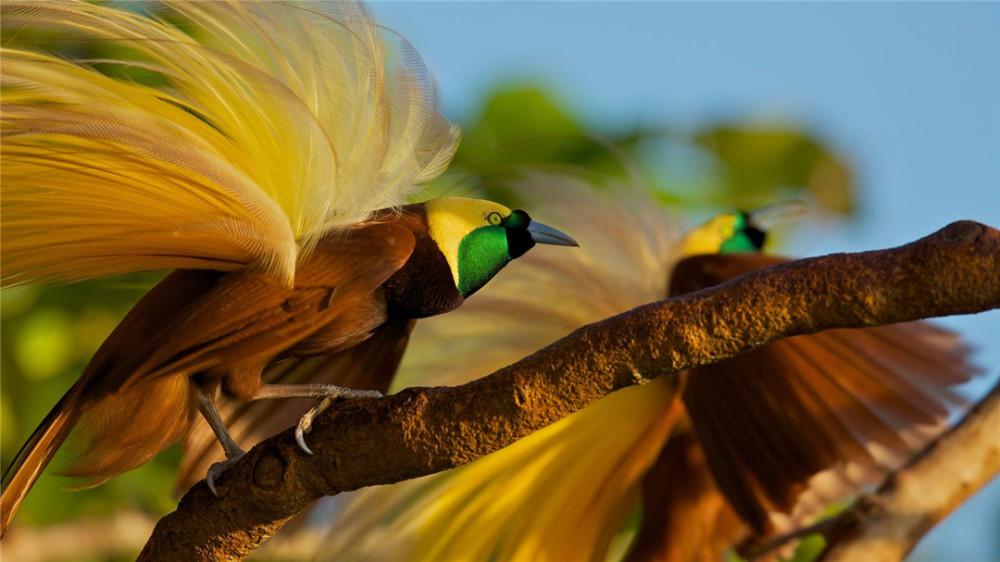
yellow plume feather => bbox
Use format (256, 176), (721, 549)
(1, 0), (458, 285)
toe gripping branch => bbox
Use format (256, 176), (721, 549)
(195, 384), (383, 494)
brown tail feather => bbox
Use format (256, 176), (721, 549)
(1, 383), (84, 537)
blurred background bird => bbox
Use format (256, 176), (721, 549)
(316, 175), (976, 562)
(0, 0), (577, 538)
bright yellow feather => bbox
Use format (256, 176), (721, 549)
(1, 0), (458, 286)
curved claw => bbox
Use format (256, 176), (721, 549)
(207, 472), (220, 498)
(295, 425), (314, 456)
(291, 389), (384, 455)
(206, 453), (244, 497)
(295, 397), (331, 456)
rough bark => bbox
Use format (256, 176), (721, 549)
(139, 220), (1000, 560)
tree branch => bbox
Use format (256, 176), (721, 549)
(139, 221), (1000, 560)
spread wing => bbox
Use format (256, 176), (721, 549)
(1, 1), (457, 286)
(681, 322), (972, 534)
(176, 317), (417, 492)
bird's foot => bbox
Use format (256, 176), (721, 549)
(294, 388), (382, 455)
(206, 449), (245, 497)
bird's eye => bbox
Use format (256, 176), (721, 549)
(487, 212), (503, 226)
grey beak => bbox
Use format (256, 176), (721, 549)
(527, 221), (579, 247)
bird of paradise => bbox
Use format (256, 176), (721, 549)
(0, 0), (578, 537)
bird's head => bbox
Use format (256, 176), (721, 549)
(678, 201), (806, 257)
(424, 197), (578, 298)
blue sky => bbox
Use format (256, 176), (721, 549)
(369, 2), (1000, 560)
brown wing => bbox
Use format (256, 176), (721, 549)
(103, 223), (415, 390)
(77, 269), (227, 396)
(631, 253), (977, 557)
(681, 321), (973, 534)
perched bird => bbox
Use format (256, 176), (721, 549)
(319, 176), (975, 561)
(0, 1), (576, 536)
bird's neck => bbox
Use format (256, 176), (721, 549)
(376, 205), (465, 319)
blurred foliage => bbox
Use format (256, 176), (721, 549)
(695, 126), (854, 214)
(1, 74), (854, 559)
(422, 83), (854, 218)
